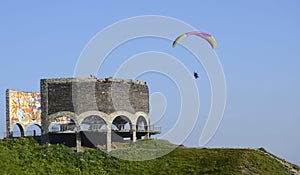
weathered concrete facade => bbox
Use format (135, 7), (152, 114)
(40, 77), (159, 151)
(41, 77), (149, 115)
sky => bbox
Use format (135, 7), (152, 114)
(0, 0), (300, 165)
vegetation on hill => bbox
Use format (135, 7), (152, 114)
(0, 137), (298, 175)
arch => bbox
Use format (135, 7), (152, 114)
(136, 116), (148, 131)
(79, 112), (109, 148)
(109, 111), (134, 124)
(11, 123), (25, 137)
(134, 112), (149, 125)
(25, 124), (41, 136)
(47, 111), (78, 125)
(77, 111), (108, 126)
(80, 115), (107, 131)
(47, 111), (78, 133)
(111, 114), (133, 131)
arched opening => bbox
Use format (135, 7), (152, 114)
(48, 113), (77, 147)
(26, 124), (41, 136)
(49, 114), (77, 133)
(136, 116), (148, 131)
(80, 115), (107, 131)
(111, 115), (133, 142)
(80, 115), (107, 148)
(112, 115), (132, 131)
(11, 123), (24, 137)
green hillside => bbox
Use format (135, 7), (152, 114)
(0, 137), (298, 175)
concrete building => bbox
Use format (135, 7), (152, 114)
(40, 77), (160, 151)
(6, 77), (160, 151)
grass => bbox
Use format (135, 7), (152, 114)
(0, 137), (295, 175)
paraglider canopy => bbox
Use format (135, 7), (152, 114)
(172, 31), (217, 49)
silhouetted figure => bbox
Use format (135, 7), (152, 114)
(90, 74), (97, 79)
(194, 72), (199, 79)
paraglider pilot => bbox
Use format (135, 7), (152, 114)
(194, 72), (199, 79)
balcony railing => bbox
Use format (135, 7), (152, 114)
(149, 125), (161, 133)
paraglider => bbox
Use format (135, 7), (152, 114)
(172, 31), (217, 49)
(172, 31), (217, 79)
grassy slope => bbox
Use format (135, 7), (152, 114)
(0, 137), (297, 175)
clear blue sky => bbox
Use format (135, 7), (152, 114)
(0, 1), (300, 165)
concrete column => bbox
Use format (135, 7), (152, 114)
(6, 89), (10, 138)
(76, 131), (82, 152)
(40, 79), (49, 145)
(145, 133), (150, 139)
(132, 130), (137, 142)
(20, 127), (25, 137)
(144, 124), (150, 139)
(106, 129), (111, 152)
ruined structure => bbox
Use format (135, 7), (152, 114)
(40, 77), (160, 151)
(6, 77), (160, 151)
(6, 89), (42, 137)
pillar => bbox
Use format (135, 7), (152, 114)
(106, 128), (111, 152)
(76, 131), (82, 152)
(145, 133), (150, 139)
(132, 130), (137, 142)
(144, 124), (150, 139)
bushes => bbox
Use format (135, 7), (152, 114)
(258, 147), (267, 152)
(0, 138), (293, 175)
(0, 138), (105, 174)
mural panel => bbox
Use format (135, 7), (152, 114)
(7, 89), (41, 126)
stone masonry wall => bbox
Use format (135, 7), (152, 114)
(40, 77), (149, 116)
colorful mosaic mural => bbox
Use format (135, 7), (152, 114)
(8, 90), (41, 125)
